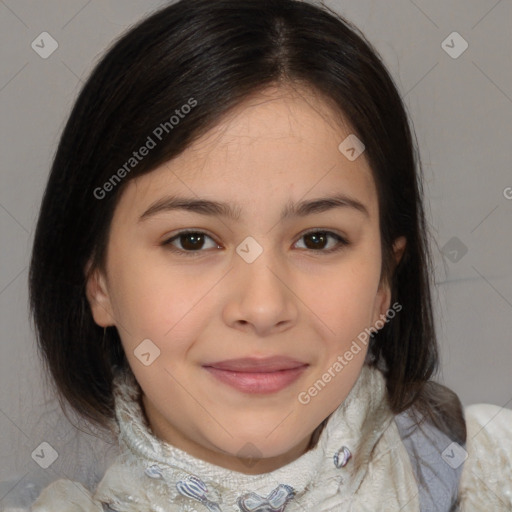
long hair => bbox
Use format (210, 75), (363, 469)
(28, 0), (465, 444)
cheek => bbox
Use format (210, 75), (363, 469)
(108, 253), (209, 347)
(307, 256), (381, 335)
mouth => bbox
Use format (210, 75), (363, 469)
(202, 356), (309, 394)
(203, 356), (308, 372)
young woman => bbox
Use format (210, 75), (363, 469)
(14, 0), (511, 510)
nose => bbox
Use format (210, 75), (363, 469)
(222, 243), (298, 336)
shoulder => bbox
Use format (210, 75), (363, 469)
(394, 409), (463, 510)
(14, 478), (104, 512)
(459, 403), (512, 509)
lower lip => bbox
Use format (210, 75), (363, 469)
(203, 366), (308, 394)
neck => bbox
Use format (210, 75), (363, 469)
(141, 392), (320, 474)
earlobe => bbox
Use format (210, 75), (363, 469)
(393, 236), (406, 266)
(374, 284), (392, 323)
(85, 263), (115, 327)
(373, 236), (406, 325)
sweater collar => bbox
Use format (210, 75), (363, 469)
(96, 364), (394, 511)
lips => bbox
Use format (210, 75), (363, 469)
(203, 356), (308, 373)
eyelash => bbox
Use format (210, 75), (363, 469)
(161, 229), (350, 257)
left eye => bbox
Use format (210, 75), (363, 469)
(161, 230), (349, 256)
(295, 231), (348, 252)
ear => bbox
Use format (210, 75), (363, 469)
(392, 235), (406, 268)
(372, 236), (407, 322)
(84, 258), (115, 327)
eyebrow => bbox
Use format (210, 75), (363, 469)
(138, 192), (369, 223)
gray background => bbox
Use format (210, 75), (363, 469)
(1, 0), (511, 508)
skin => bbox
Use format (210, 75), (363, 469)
(86, 84), (405, 474)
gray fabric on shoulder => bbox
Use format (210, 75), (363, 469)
(395, 411), (465, 511)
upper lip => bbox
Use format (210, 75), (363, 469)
(203, 356), (308, 372)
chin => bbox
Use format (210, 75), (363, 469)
(210, 431), (308, 462)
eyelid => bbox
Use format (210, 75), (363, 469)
(295, 227), (349, 243)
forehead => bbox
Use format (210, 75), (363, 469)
(119, 85), (378, 219)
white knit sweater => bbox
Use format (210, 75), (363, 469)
(8, 365), (512, 511)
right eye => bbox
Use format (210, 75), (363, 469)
(161, 230), (222, 256)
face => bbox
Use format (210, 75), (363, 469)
(86, 85), (405, 474)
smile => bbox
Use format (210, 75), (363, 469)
(203, 366), (308, 394)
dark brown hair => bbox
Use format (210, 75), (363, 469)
(29, 0), (465, 444)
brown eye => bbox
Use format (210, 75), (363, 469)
(162, 231), (220, 254)
(161, 229), (349, 257)
(295, 231), (349, 253)
(177, 232), (205, 250)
